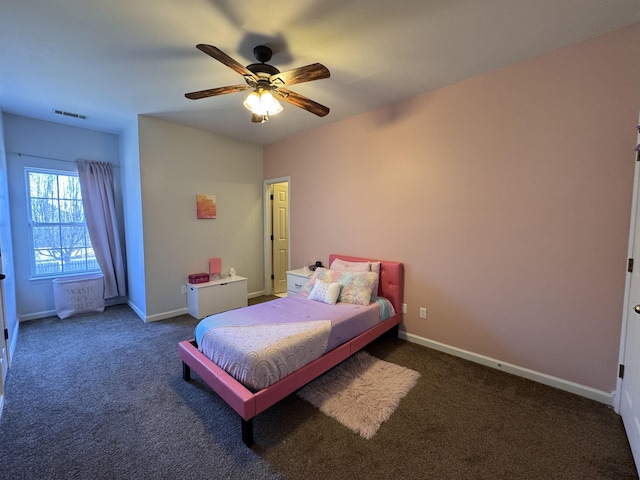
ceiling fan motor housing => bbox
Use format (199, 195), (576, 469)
(247, 45), (280, 78)
(246, 63), (280, 76)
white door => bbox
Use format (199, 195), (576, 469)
(0, 262), (7, 408)
(271, 182), (289, 294)
(619, 119), (640, 471)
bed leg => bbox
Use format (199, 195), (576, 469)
(182, 361), (191, 381)
(241, 418), (254, 447)
(387, 324), (399, 338)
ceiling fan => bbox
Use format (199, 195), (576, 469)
(185, 44), (330, 123)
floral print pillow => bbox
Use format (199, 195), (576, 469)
(300, 268), (378, 306)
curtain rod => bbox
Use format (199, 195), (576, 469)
(8, 151), (120, 168)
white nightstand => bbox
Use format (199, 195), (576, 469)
(187, 276), (248, 319)
(286, 268), (313, 295)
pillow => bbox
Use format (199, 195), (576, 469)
(307, 280), (342, 305)
(301, 268), (378, 306)
(299, 268), (324, 297)
(370, 262), (381, 296)
(329, 258), (370, 272)
(337, 270), (377, 305)
(329, 258), (381, 297)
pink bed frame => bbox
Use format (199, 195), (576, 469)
(178, 254), (404, 446)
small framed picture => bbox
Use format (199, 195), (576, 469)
(196, 194), (216, 219)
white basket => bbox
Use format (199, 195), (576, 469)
(52, 273), (105, 319)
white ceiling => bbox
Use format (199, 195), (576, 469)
(2, 0), (639, 146)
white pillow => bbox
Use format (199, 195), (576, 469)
(307, 280), (342, 305)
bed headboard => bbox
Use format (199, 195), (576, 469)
(328, 254), (404, 320)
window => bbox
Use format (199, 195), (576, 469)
(25, 168), (99, 277)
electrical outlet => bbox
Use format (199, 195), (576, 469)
(402, 303), (407, 314)
(181, 285), (187, 294)
(419, 307), (427, 319)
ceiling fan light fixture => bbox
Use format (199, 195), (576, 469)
(243, 90), (261, 112)
(185, 44), (330, 121)
(261, 89), (283, 115)
(243, 88), (283, 117)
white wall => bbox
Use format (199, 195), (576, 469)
(119, 118), (146, 319)
(3, 114), (121, 320)
(135, 116), (264, 321)
(2, 113), (265, 323)
(0, 112), (18, 359)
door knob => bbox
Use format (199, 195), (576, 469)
(634, 305), (640, 314)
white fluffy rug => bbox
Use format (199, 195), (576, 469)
(297, 351), (420, 439)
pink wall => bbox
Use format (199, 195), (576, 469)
(264, 22), (640, 393)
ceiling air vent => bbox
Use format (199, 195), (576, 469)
(53, 109), (87, 120)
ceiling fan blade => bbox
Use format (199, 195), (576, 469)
(277, 88), (330, 117)
(196, 44), (259, 81)
(185, 84), (250, 100)
(270, 63), (330, 87)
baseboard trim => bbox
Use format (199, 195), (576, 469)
(142, 307), (189, 323)
(19, 298), (125, 322)
(19, 309), (57, 322)
(399, 331), (613, 406)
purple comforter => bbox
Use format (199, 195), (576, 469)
(193, 294), (394, 389)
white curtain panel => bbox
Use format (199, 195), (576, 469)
(77, 160), (126, 299)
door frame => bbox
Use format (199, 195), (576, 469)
(616, 155), (639, 413)
(616, 120), (640, 414)
(263, 176), (291, 296)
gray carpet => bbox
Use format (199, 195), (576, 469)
(0, 305), (282, 480)
(0, 302), (637, 479)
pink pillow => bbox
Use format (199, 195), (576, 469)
(329, 259), (370, 272)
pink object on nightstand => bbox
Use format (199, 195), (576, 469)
(209, 257), (222, 275)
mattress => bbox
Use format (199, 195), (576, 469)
(195, 294), (394, 390)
